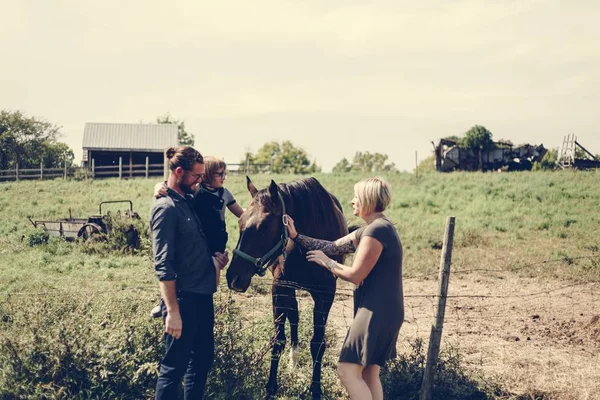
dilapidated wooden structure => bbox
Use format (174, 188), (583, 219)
(433, 138), (547, 172)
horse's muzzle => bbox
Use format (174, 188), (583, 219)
(228, 275), (246, 292)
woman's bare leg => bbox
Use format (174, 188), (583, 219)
(362, 365), (383, 400)
(338, 362), (372, 400)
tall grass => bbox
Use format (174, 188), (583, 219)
(3, 170), (600, 282)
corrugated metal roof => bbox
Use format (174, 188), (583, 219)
(82, 123), (179, 152)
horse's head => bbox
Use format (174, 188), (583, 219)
(227, 177), (289, 292)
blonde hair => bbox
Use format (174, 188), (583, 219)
(203, 156), (227, 180)
(353, 177), (391, 214)
(166, 146), (204, 171)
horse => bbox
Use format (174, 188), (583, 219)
(226, 177), (348, 399)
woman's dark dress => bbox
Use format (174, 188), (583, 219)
(339, 217), (404, 367)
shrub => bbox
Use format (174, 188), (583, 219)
(1, 288), (517, 399)
(71, 167), (92, 181)
(0, 291), (161, 399)
(381, 339), (493, 399)
(79, 212), (150, 256)
(532, 149), (558, 171)
(457, 228), (487, 248)
(0, 290), (333, 399)
(25, 228), (49, 246)
(206, 295), (269, 399)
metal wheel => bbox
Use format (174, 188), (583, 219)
(78, 223), (102, 240)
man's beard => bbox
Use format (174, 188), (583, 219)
(177, 178), (196, 195)
(181, 182), (196, 195)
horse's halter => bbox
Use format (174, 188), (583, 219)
(232, 192), (290, 277)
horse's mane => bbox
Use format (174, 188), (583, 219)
(256, 177), (347, 241)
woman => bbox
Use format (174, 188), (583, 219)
(285, 177), (403, 400)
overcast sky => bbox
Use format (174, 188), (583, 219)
(2, 0), (599, 171)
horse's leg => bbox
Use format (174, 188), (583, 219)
(288, 290), (300, 369)
(266, 283), (293, 399)
(309, 290), (334, 400)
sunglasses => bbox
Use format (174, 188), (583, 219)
(214, 171), (227, 179)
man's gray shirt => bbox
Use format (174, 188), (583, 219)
(151, 188), (216, 295)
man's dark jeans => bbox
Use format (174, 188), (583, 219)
(155, 292), (214, 400)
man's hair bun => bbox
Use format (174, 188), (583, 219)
(165, 147), (176, 159)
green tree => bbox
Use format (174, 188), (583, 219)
(533, 148), (558, 171)
(240, 151), (255, 172)
(415, 155), (436, 174)
(332, 158), (352, 173)
(573, 146), (600, 161)
(461, 125), (495, 171)
(0, 110), (74, 170)
(241, 141), (320, 174)
(156, 113), (194, 146)
(332, 152), (398, 173)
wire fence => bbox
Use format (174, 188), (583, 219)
(1, 254), (599, 398)
(209, 253), (600, 399)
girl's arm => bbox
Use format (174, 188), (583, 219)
(154, 181), (168, 198)
(227, 202), (244, 218)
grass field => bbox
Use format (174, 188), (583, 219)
(1, 170), (599, 399)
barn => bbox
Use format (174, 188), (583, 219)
(82, 123), (178, 178)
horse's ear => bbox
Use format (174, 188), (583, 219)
(269, 180), (279, 198)
(247, 176), (258, 198)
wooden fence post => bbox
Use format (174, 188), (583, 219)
(16, 163), (19, 182)
(145, 156), (149, 179)
(420, 216), (456, 400)
(91, 159), (95, 179)
(164, 154), (168, 180)
(64, 161), (67, 179)
(119, 157), (123, 179)
(416, 151), (419, 179)
(40, 162), (44, 180)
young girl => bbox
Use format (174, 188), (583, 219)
(151, 156), (243, 317)
(194, 156), (244, 283)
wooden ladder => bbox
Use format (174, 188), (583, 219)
(557, 133), (576, 169)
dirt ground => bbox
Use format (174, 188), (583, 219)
(412, 274), (600, 400)
(233, 272), (600, 399)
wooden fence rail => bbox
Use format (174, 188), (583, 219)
(0, 160), (274, 182)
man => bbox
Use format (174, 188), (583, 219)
(151, 146), (229, 399)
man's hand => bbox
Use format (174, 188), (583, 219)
(165, 311), (183, 340)
(213, 251), (229, 270)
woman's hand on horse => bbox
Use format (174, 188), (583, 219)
(284, 214), (297, 239)
(306, 250), (331, 268)
(154, 181), (168, 198)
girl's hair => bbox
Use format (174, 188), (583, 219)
(203, 156), (227, 180)
(353, 177), (392, 214)
(165, 146), (204, 171)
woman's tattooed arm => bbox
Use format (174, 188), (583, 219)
(293, 233), (356, 256)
